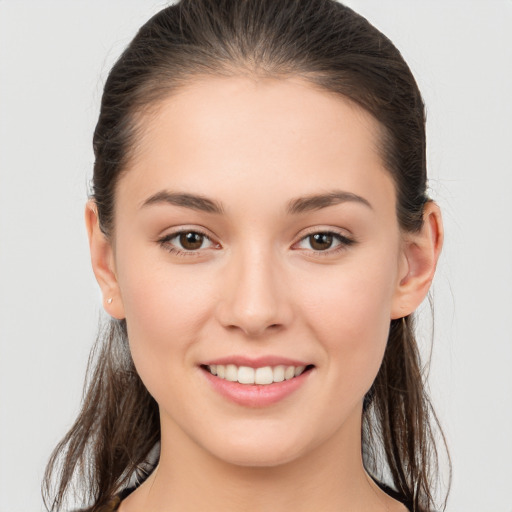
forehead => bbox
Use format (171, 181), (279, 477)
(119, 75), (395, 215)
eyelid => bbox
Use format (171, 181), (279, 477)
(156, 223), (213, 238)
(294, 225), (354, 242)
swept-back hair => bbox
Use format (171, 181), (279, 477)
(44, 1), (450, 511)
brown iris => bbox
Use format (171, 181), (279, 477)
(309, 233), (334, 250)
(179, 232), (204, 250)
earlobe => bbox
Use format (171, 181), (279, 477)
(391, 202), (443, 319)
(85, 201), (126, 319)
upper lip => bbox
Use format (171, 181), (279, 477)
(201, 355), (311, 368)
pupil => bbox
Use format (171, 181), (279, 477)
(180, 232), (203, 250)
(311, 233), (333, 250)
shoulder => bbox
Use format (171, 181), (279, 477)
(374, 481), (414, 512)
(71, 484), (138, 512)
(97, 496), (122, 512)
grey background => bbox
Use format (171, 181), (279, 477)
(1, 1), (511, 511)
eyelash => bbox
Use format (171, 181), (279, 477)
(157, 229), (355, 257)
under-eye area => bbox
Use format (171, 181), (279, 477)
(201, 364), (315, 385)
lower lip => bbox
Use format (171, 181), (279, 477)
(201, 367), (313, 407)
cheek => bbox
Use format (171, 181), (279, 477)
(117, 236), (214, 327)
(301, 258), (396, 329)
(114, 246), (216, 391)
(296, 253), (398, 388)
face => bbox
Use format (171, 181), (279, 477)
(103, 76), (411, 467)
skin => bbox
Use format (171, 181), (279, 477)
(86, 76), (443, 512)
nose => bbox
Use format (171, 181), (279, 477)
(215, 244), (293, 338)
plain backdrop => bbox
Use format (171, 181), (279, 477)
(0, 1), (511, 511)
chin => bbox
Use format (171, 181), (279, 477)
(216, 445), (304, 468)
(200, 425), (316, 468)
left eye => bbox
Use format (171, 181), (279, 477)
(296, 232), (351, 251)
(162, 231), (214, 251)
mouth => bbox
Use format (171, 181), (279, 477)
(201, 363), (315, 385)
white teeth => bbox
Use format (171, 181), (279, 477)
(207, 363), (308, 385)
(294, 365), (305, 377)
(225, 364), (238, 382)
(255, 366), (273, 385)
(284, 366), (295, 380)
(273, 365), (285, 382)
(237, 366), (255, 384)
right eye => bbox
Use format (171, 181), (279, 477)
(158, 230), (216, 255)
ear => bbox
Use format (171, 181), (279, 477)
(391, 201), (443, 319)
(85, 200), (125, 319)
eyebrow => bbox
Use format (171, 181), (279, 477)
(140, 189), (371, 215)
(287, 190), (372, 214)
(140, 191), (224, 214)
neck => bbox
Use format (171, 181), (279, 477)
(121, 409), (401, 512)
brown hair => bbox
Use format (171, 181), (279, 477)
(43, 1), (450, 510)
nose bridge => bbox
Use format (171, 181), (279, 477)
(218, 241), (290, 336)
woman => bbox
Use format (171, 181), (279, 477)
(43, 1), (449, 511)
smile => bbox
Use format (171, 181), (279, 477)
(205, 364), (309, 385)
(200, 357), (315, 407)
